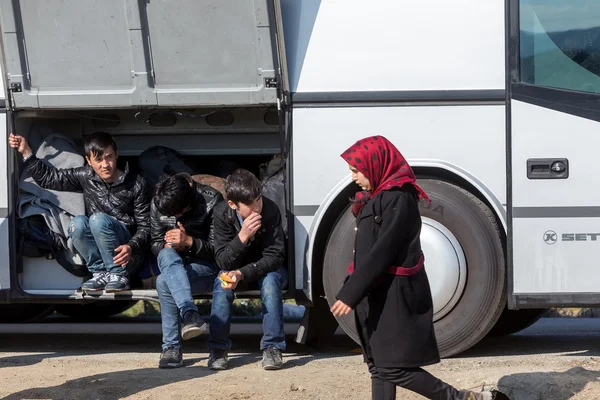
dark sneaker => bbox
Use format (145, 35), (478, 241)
(262, 346), (283, 370)
(491, 390), (510, 400)
(181, 311), (208, 340)
(159, 347), (183, 369)
(81, 272), (109, 293)
(208, 349), (229, 370)
(104, 273), (130, 293)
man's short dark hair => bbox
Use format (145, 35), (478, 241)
(225, 169), (262, 205)
(153, 174), (195, 216)
(84, 132), (118, 159)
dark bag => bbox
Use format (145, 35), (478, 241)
(138, 146), (199, 189)
(18, 215), (56, 259)
(260, 156), (287, 236)
(18, 215), (90, 277)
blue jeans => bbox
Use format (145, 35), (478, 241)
(216, 267), (289, 351)
(68, 213), (131, 276)
(156, 248), (234, 350)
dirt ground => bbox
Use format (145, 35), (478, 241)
(2, 319), (600, 400)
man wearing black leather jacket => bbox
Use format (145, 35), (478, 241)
(150, 173), (233, 369)
(9, 131), (150, 293)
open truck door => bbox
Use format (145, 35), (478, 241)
(0, 0), (288, 110)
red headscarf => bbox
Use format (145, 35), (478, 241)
(341, 135), (430, 216)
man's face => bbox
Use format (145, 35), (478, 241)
(86, 146), (118, 182)
(229, 196), (263, 219)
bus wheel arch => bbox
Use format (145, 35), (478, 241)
(314, 171), (507, 357)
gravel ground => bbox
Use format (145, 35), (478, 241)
(1, 318), (600, 399)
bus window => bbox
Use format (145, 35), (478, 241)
(520, 0), (600, 94)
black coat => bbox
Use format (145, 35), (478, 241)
(336, 188), (440, 368)
(212, 197), (285, 282)
(25, 156), (150, 255)
(150, 178), (223, 261)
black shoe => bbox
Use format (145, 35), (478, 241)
(208, 349), (229, 370)
(181, 311), (208, 340)
(159, 347), (183, 369)
(81, 272), (109, 293)
(262, 346), (283, 370)
(491, 390), (510, 400)
(104, 273), (130, 293)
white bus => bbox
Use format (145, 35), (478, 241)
(0, 0), (597, 357)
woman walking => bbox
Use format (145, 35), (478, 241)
(331, 135), (509, 400)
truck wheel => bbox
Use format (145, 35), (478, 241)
(0, 304), (56, 323)
(55, 301), (137, 321)
(487, 307), (546, 336)
(323, 179), (506, 358)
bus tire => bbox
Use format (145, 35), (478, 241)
(322, 179), (506, 358)
(487, 307), (546, 337)
(55, 301), (137, 321)
(0, 303), (56, 323)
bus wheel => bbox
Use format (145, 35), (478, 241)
(323, 179), (506, 358)
(487, 307), (546, 336)
(0, 304), (56, 323)
(55, 301), (137, 321)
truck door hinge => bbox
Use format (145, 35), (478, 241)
(9, 83), (22, 93)
(265, 77), (278, 88)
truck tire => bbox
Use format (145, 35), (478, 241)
(55, 301), (137, 321)
(323, 179), (506, 358)
(0, 304), (56, 323)
(487, 307), (546, 337)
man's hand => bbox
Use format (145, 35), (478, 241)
(220, 270), (243, 290)
(238, 212), (261, 244)
(8, 133), (32, 158)
(164, 223), (192, 251)
(113, 244), (132, 266)
(330, 300), (353, 317)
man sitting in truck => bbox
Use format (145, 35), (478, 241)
(150, 173), (234, 368)
(211, 168), (287, 370)
(8, 132), (149, 293)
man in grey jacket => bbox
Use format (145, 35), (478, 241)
(9, 131), (150, 293)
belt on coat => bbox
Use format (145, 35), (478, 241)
(347, 253), (424, 276)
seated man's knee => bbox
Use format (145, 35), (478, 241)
(156, 274), (169, 295)
(262, 271), (283, 290)
(68, 216), (89, 240)
(157, 247), (180, 269)
(261, 273), (283, 300)
(88, 212), (112, 232)
(213, 277), (235, 301)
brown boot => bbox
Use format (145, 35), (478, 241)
(457, 390), (492, 400)
(458, 389), (510, 400)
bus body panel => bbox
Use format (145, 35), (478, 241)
(282, 0), (505, 93)
(0, 108), (9, 290)
(292, 104), (507, 300)
(512, 100), (600, 294)
(509, 0), (600, 304)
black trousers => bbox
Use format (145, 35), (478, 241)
(368, 362), (472, 400)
